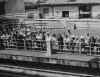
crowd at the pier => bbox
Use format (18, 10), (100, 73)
(0, 25), (100, 54)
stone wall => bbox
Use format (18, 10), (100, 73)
(39, 5), (79, 19)
(39, 5), (100, 19)
(35, 19), (100, 37)
(92, 5), (100, 18)
(54, 6), (79, 19)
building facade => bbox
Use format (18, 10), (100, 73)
(35, 0), (100, 19)
(23, 0), (100, 36)
(0, 0), (25, 15)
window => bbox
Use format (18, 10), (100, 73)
(62, 11), (69, 17)
(43, 8), (49, 14)
(79, 5), (91, 18)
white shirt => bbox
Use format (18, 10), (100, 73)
(36, 34), (42, 40)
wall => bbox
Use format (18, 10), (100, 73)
(40, 6), (53, 18)
(26, 9), (39, 19)
(35, 19), (100, 37)
(54, 6), (79, 19)
(5, 0), (25, 14)
(92, 5), (100, 18)
(40, 5), (79, 19)
(39, 5), (100, 19)
(65, 19), (100, 37)
(0, 1), (5, 15)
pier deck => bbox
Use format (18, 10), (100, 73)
(0, 50), (96, 62)
(0, 50), (100, 69)
(0, 50), (100, 76)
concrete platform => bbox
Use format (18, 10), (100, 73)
(0, 50), (100, 69)
(0, 50), (100, 76)
(0, 50), (96, 62)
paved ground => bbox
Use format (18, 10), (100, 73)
(0, 49), (97, 62)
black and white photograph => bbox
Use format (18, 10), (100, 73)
(0, 0), (99, 77)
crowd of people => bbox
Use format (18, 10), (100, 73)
(0, 25), (100, 55)
(46, 32), (100, 54)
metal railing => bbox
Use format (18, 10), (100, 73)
(0, 38), (100, 56)
(51, 41), (100, 56)
(0, 39), (46, 51)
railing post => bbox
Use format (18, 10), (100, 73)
(90, 43), (92, 56)
(98, 46), (100, 55)
(97, 44), (100, 55)
(24, 39), (26, 50)
(31, 40), (34, 51)
(79, 42), (81, 55)
(45, 36), (51, 56)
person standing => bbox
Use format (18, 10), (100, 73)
(57, 33), (64, 52)
(45, 32), (51, 56)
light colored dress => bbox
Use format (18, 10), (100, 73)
(45, 35), (51, 56)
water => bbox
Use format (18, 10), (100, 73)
(0, 74), (46, 77)
(0, 70), (86, 77)
(0, 75), (45, 77)
(0, 70), (46, 77)
(0, 71), (78, 77)
(0, 72), (80, 77)
(0, 74), (44, 77)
